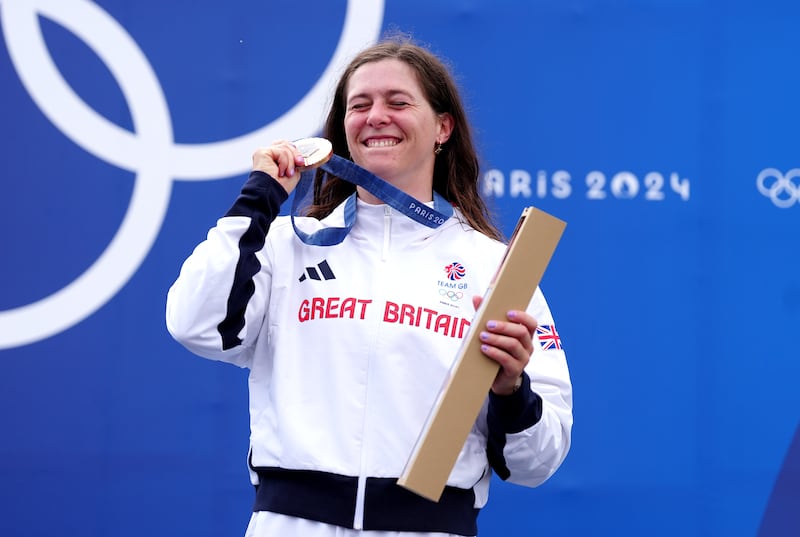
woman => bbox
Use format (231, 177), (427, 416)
(166, 37), (572, 537)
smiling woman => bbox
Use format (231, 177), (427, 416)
(308, 39), (504, 242)
(343, 58), (453, 203)
(166, 35), (573, 537)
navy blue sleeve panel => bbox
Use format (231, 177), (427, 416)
(224, 170), (289, 218)
(217, 171), (288, 350)
(485, 373), (543, 480)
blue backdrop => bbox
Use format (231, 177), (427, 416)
(1, 1), (798, 536)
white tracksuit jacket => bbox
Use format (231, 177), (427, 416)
(166, 171), (573, 536)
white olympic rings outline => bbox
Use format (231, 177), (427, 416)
(0, 0), (384, 349)
(756, 168), (800, 208)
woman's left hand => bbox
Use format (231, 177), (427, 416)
(472, 295), (537, 395)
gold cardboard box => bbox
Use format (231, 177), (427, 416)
(397, 206), (566, 501)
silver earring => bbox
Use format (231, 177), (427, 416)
(434, 142), (443, 155)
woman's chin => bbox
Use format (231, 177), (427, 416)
(357, 161), (397, 181)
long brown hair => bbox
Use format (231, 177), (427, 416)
(305, 36), (503, 241)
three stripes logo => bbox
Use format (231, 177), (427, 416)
(298, 259), (336, 282)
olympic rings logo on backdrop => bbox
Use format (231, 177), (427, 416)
(0, 0), (384, 350)
(757, 168), (800, 208)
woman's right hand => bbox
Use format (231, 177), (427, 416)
(252, 140), (307, 194)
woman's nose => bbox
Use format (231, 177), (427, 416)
(366, 103), (390, 127)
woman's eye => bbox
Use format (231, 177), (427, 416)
(349, 103), (368, 111)
(390, 101), (408, 108)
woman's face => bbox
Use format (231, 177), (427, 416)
(343, 58), (452, 197)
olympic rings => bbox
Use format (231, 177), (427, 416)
(439, 289), (464, 301)
(0, 0), (384, 349)
(757, 168), (800, 208)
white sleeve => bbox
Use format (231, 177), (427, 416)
(165, 171), (287, 367)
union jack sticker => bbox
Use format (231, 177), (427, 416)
(535, 324), (563, 350)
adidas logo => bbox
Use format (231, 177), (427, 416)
(298, 259), (336, 282)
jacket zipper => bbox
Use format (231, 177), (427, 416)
(353, 205), (393, 529)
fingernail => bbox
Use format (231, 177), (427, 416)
(480, 331), (489, 341)
(487, 321), (497, 329)
(480, 344), (489, 352)
(507, 311), (517, 319)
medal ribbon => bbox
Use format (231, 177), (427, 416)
(291, 155), (453, 246)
